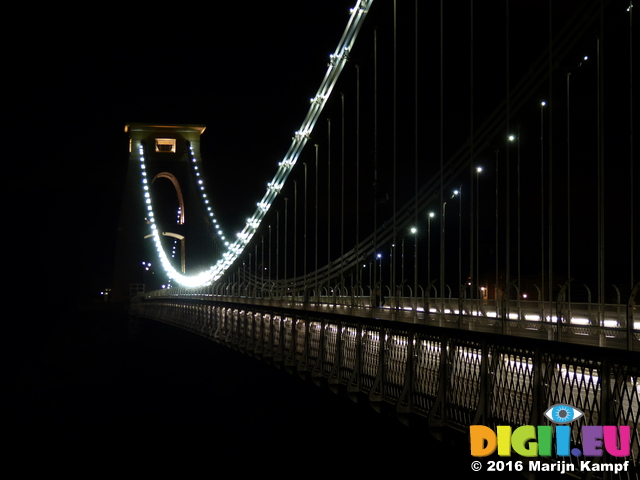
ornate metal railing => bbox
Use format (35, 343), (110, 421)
(130, 295), (639, 479)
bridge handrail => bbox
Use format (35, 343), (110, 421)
(138, 287), (639, 352)
(130, 295), (639, 478)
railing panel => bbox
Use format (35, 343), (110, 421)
(340, 324), (358, 386)
(411, 334), (442, 416)
(322, 323), (338, 378)
(446, 339), (483, 431)
(360, 327), (380, 395)
(383, 330), (409, 404)
(489, 347), (535, 428)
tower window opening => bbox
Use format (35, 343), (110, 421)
(155, 138), (176, 153)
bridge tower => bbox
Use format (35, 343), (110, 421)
(112, 123), (213, 302)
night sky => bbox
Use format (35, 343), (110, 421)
(14, 0), (634, 304)
(16, 1), (353, 302)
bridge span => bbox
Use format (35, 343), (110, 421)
(131, 291), (639, 479)
(115, 0), (637, 476)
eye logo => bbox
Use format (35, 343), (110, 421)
(544, 404), (584, 424)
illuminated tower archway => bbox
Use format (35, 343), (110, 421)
(112, 123), (212, 301)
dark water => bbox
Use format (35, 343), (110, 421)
(7, 305), (570, 477)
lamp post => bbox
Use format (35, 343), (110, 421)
(248, 253), (251, 297)
(285, 199), (289, 298)
(341, 92), (345, 292)
(428, 212), (435, 287)
(495, 149), (500, 314)
(293, 180), (297, 295)
(303, 163), (308, 293)
(411, 226), (418, 312)
(476, 166), (482, 312)
(276, 211), (280, 298)
(440, 190), (459, 314)
(401, 236), (405, 300)
(427, 212), (435, 314)
(327, 118), (331, 288)
(454, 187), (462, 317)
(509, 130), (521, 319)
(268, 224), (272, 298)
(377, 253), (382, 306)
(315, 144), (319, 299)
(540, 101), (546, 319)
(440, 199), (446, 314)
(565, 55), (587, 320)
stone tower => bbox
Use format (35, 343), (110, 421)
(112, 123), (214, 303)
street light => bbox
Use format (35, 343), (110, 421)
(411, 226), (418, 311)
(540, 101), (546, 317)
(509, 129), (521, 320)
(565, 55), (588, 317)
(427, 212), (435, 313)
(455, 186), (462, 317)
(440, 190), (459, 314)
(377, 253), (382, 306)
(428, 212), (435, 284)
(475, 166), (482, 312)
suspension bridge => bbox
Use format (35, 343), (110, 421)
(114, 0), (637, 477)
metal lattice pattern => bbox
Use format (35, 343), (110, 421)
(489, 348), (535, 428)
(307, 320), (322, 369)
(609, 363), (640, 479)
(411, 335), (441, 416)
(446, 340), (483, 430)
(340, 325), (358, 385)
(541, 355), (603, 473)
(360, 328), (380, 394)
(131, 297), (639, 479)
(323, 323), (339, 377)
(383, 331), (409, 403)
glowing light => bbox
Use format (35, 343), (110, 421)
(135, 1), (373, 287)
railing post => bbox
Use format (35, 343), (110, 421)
(471, 339), (489, 427)
(556, 278), (574, 343)
(584, 284), (593, 325)
(347, 322), (362, 402)
(628, 282), (639, 351)
(612, 284), (621, 327)
(369, 326), (385, 411)
(397, 330), (414, 425)
(428, 334), (449, 441)
(328, 319), (342, 392)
